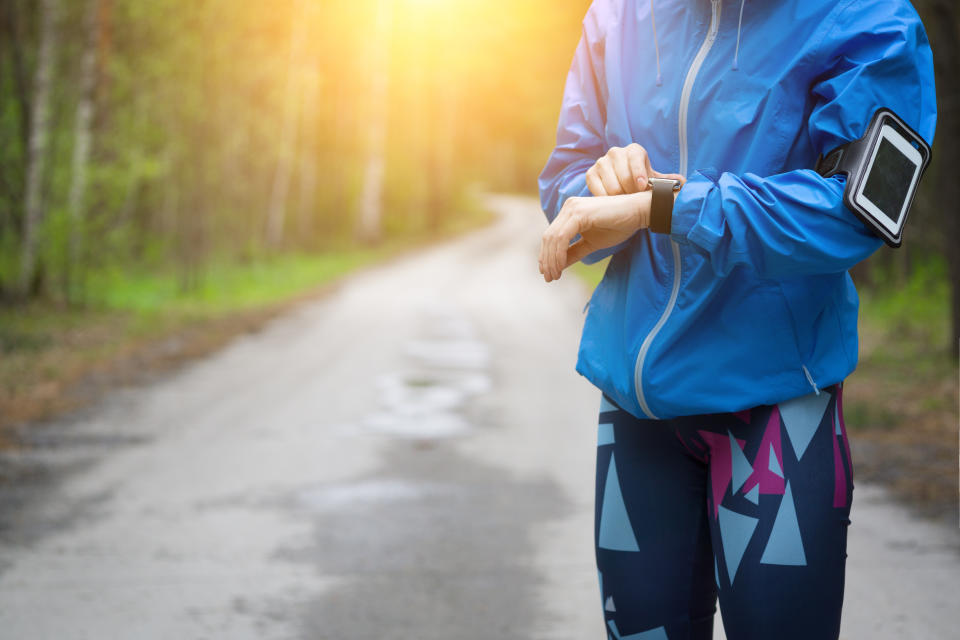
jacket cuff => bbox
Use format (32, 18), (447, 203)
(670, 170), (718, 244)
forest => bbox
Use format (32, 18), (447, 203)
(0, 0), (586, 300)
(0, 0), (956, 351)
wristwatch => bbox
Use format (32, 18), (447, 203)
(647, 177), (682, 234)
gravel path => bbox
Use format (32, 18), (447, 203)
(0, 195), (956, 639)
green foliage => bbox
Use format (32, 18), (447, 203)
(858, 256), (951, 350)
(570, 257), (610, 291)
(83, 250), (382, 315)
(0, 0), (590, 303)
(843, 400), (899, 431)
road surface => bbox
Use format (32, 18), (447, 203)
(0, 195), (957, 639)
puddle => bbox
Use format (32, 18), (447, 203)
(279, 435), (569, 640)
(404, 338), (490, 369)
(362, 302), (491, 439)
(365, 410), (469, 438)
(295, 479), (450, 512)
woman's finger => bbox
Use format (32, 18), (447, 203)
(543, 218), (561, 281)
(564, 238), (594, 269)
(596, 156), (622, 196)
(585, 166), (607, 197)
(610, 148), (636, 194)
(543, 213), (567, 281)
(538, 230), (548, 280)
(540, 215), (561, 281)
(545, 205), (579, 280)
(553, 216), (579, 280)
(626, 144), (649, 191)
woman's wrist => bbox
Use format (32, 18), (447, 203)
(628, 190), (652, 229)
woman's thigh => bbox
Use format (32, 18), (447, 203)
(673, 384), (853, 640)
(595, 396), (718, 640)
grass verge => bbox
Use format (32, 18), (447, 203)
(843, 262), (958, 525)
(0, 207), (494, 445)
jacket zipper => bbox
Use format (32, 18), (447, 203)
(634, 0), (722, 419)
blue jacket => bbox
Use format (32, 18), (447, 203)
(538, 0), (937, 419)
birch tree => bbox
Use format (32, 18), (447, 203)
(296, 63), (320, 245)
(65, 0), (101, 299)
(18, 0), (59, 295)
(265, 0), (308, 249)
(356, 0), (392, 244)
(927, 0), (960, 356)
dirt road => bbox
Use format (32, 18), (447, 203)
(0, 195), (956, 639)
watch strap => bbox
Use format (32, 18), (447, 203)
(648, 177), (679, 234)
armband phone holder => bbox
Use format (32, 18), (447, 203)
(815, 108), (930, 248)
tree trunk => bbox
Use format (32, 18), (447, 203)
(427, 81), (457, 232)
(94, 0), (112, 120)
(65, 0), (101, 301)
(930, 0), (960, 357)
(329, 80), (351, 238)
(1, 0), (32, 160)
(265, 0), (307, 249)
(19, 0), (60, 296)
(425, 10), (457, 233)
(356, 0), (392, 245)
(296, 63), (320, 248)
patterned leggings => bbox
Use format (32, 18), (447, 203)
(595, 384), (853, 640)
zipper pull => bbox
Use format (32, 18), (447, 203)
(802, 365), (821, 396)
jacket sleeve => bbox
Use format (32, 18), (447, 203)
(669, 0), (937, 279)
(537, 3), (629, 264)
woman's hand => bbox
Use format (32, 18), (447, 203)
(539, 191), (652, 282)
(586, 143), (685, 195)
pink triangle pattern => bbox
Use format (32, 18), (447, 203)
(741, 408), (786, 499)
(734, 409), (752, 424)
(832, 425), (846, 508)
(837, 386), (853, 477)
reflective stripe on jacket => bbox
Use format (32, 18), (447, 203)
(538, 0), (937, 419)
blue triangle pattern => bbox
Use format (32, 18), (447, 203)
(835, 400), (842, 435)
(608, 620), (622, 639)
(745, 483), (759, 504)
(718, 506), (758, 585)
(599, 454), (640, 551)
(714, 557), (721, 587)
(760, 481), (807, 566)
(779, 392), (830, 460)
(605, 596), (616, 612)
(598, 423), (615, 446)
(600, 395), (619, 413)
(728, 431), (752, 494)
(622, 625), (669, 640)
(768, 443), (783, 478)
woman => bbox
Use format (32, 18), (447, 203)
(537, 1), (936, 638)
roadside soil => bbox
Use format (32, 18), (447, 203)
(844, 319), (958, 526)
(0, 288), (332, 448)
(0, 207), (496, 448)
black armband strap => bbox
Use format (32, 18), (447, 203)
(813, 107), (930, 248)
